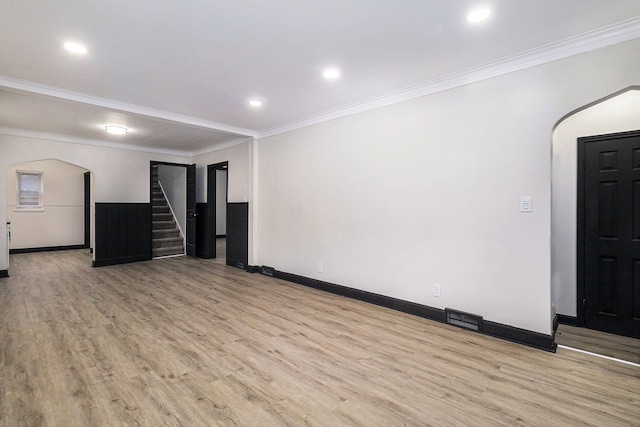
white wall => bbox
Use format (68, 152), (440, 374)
(257, 38), (640, 335)
(0, 134), (189, 271)
(216, 169), (227, 235)
(158, 164), (187, 237)
(194, 140), (251, 204)
(6, 159), (87, 249)
(551, 89), (640, 317)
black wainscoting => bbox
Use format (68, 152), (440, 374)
(269, 268), (556, 352)
(93, 203), (152, 267)
(0, 270), (8, 278)
(10, 244), (86, 254)
(226, 203), (248, 269)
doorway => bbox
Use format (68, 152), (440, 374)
(577, 129), (640, 339)
(196, 162), (228, 259)
(150, 161), (196, 257)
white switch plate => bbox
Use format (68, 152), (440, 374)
(520, 197), (532, 212)
(433, 283), (441, 298)
(317, 261), (323, 273)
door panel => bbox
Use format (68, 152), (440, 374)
(582, 131), (640, 338)
(186, 164), (196, 256)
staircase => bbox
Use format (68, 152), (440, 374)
(152, 167), (185, 258)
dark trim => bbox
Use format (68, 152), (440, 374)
(216, 234), (227, 239)
(272, 269), (556, 352)
(10, 244), (85, 254)
(92, 254), (150, 267)
(84, 171), (91, 249)
(245, 265), (260, 273)
(0, 270), (8, 278)
(557, 314), (579, 326)
(205, 161), (229, 259)
(481, 321), (556, 352)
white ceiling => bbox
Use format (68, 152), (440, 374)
(1, 0), (640, 155)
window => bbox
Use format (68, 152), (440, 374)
(17, 171), (43, 209)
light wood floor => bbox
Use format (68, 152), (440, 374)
(556, 323), (640, 364)
(1, 250), (639, 426)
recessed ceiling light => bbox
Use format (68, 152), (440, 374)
(64, 41), (88, 54)
(249, 99), (263, 107)
(105, 125), (127, 135)
(323, 68), (341, 80)
(466, 8), (491, 23)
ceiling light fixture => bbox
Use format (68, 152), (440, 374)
(64, 41), (88, 54)
(323, 67), (341, 80)
(466, 8), (491, 23)
(249, 99), (263, 107)
(105, 125), (128, 135)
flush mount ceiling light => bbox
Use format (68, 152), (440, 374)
(248, 99), (263, 107)
(323, 67), (341, 80)
(63, 41), (88, 54)
(104, 125), (128, 135)
(466, 8), (491, 23)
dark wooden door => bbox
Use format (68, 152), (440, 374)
(580, 130), (640, 338)
(84, 172), (91, 249)
(186, 164), (196, 256)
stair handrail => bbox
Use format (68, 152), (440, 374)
(156, 179), (186, 248)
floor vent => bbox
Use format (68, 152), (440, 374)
(261, 266), (275, 277)
(445, 309), (483, 332)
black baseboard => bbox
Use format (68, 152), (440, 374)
(0, 270), (8, 278)
(10, 244), (86, 254)
(556, 314), (579, 326)
(245, 265), (260, 273)
(92, 254), (151, 268)
(271, 269), (556, 352)
(226, 258), (246, 270)
(216, 234), (227, 239)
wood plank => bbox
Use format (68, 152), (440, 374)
(1, 250), (639, 426)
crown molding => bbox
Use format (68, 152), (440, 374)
(0, 127), (193, 157)
(190, 137), (252, 157)
(0, 77), (257, 138)
(256, 16), (640, 139)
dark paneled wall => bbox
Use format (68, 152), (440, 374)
(94, 203), (152, 267)
(227, 203), (248, 269)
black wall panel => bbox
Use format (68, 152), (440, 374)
(94, 203), (152, 267)
(227, 202), (248, 269)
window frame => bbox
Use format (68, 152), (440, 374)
(16, 170), (44, 210)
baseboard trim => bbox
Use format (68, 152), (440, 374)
(92, 254), (151, 267)
(10, 244), (86, 254)
(272, 269), (556, 352)
(0, 270), (8, 278)
(245, 265), (260, 273)
(556, 314), (579, 326)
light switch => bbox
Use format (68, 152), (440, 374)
(520, 197), (532, 212)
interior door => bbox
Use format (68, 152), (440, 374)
(186, 164), (196, 256)
(580, 130), (640, 338)
(226, 202), (248, 269)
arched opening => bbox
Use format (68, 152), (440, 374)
(5, 158), (95, 266)
(551, 87), (640, 347)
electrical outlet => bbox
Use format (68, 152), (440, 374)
(317, 261), (323, 273)
(433, 283), (441, 298)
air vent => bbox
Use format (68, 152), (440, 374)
(445, 308), (483, 332)
(261, 265), (275, 277)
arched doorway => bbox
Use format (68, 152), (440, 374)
(6, 158), (95, 265)
(551, 87), (640, 337)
